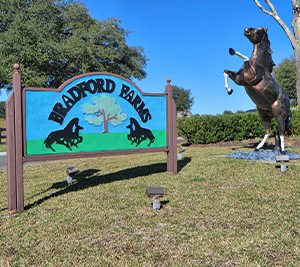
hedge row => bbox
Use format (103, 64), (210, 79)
(177, 110), (300, 144)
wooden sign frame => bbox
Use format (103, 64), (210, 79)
(6, 64), (177, 214)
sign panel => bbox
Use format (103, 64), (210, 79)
(23, 73), (167, 156)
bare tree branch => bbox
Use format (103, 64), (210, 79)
(253, 0), (297, 49)
(253, 0), (274, 15)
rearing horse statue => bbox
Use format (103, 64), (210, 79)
(224, 27), (291, 153)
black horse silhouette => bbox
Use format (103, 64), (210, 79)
(126, 117), (155, 147)
(44, 118), (83, 152)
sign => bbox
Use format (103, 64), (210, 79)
(23, 73), (167, 156)
(7, 66), (177, 214)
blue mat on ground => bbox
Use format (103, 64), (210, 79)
(226, 150), (300, 161)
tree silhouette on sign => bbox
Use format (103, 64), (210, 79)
(82, 95), (128, 133)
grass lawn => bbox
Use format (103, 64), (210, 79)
(1, 140), (300, 266)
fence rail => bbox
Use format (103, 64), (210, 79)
(0, 127), (6, 144)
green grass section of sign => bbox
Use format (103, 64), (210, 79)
(26, 130), (167, 156)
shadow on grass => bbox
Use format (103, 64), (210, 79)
(25, 157), (191, 211)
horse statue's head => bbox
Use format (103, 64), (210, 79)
(244, 27), (267, 44)
(244, 27), (275, 72)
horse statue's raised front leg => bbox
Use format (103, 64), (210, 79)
(229, 48), (249, 61)
(224, 72), (233, 95)
(224, 48), (249, 95)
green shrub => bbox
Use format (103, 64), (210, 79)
(177, 110), (300, 144)
(287, 108), (300, 136)
(0, 101), (5, 118)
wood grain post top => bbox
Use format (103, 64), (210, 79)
(13, 64), (20, 73)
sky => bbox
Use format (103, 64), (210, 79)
(2, 0), (295, 116)
(78, 0), (294, 116)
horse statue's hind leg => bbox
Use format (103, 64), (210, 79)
(254, 95), (291, 153)
(274, 112), (292, 151)
(273, 110), (292, 153)
(254, 109), (272, 151)
(224, 48), (249, 95)
(251, 104), (291, 153)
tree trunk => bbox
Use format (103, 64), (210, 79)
(295, 47), (300, 104)
(103, 119), (108, 133)
(292, 1), (300, 105)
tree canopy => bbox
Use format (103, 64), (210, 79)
(172, 85), (194, 112)
(222, 110), (233, 115)
(273, 55), (297, 101)
(0, 0), (147, 90)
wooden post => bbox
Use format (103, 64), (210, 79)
(7, 64), (24, 214)
(6, 92), (16, 214)
(13, 64), (24, 212)
(166, 78), (177, 174)
(171, 93), (177, 173)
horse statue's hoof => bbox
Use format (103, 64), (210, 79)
(280, 150), (287, 155)
(254, 148), (259, 152)
(229, 48), (236, 56)
(227, 89), (233, 95)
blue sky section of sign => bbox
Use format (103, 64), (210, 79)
(25, 74), (167, 141)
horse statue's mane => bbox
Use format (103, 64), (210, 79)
(262, 31), (275, 73)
